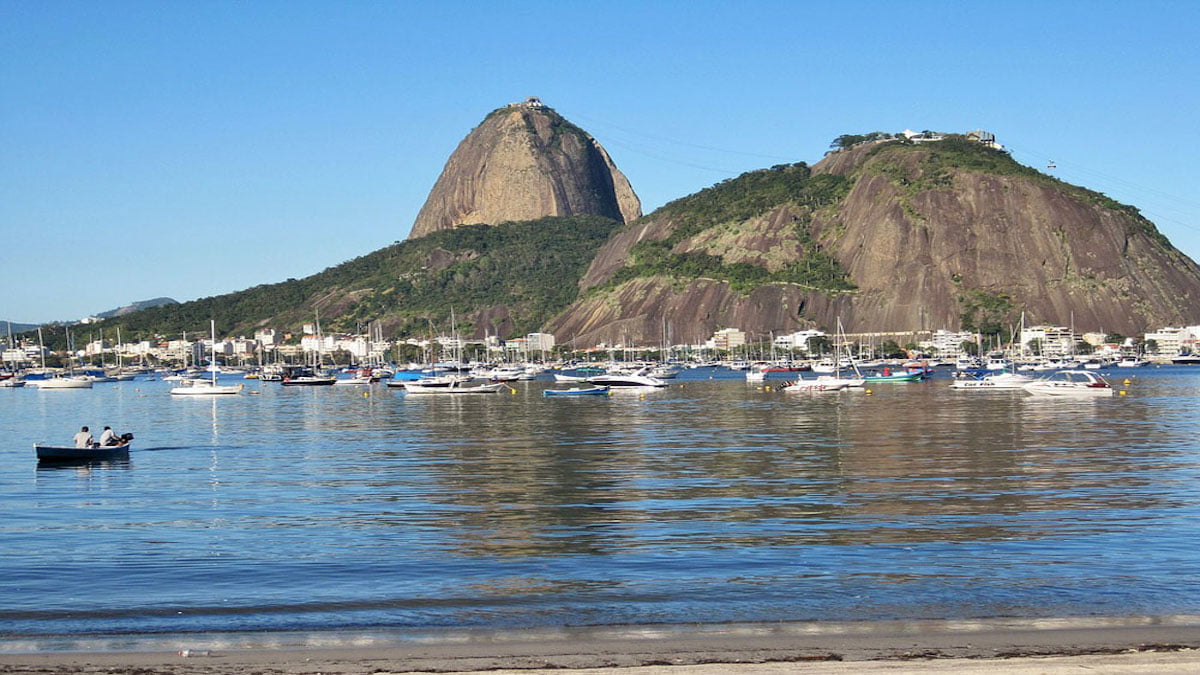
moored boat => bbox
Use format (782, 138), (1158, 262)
(401, 379), (507, 394)
(35, 436), (133, 463)
(31, 376), (93, 389)
(862, 369), (923, 383)
(781, 377), (848, 392)
(949, 371), (1032, 390)
(169, 378), (245, 395)
(1022, 370), (1115, 397)
(588, 368), (668, 388)
(543, 386), (610, 397)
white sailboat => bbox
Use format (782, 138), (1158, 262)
(170, 321), (244, 396)
(32, 326), (93, 389)
(815, 318), (865, 388)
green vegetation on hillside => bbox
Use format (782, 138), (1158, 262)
(88, 216), (619, 342)
(862, 136), (1170, 246)
(604, 163), (856, 293)
(957, 287), (1020, 338)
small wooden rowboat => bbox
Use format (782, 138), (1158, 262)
(35, 442), (131, 463)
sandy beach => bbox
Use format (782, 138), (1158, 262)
(2, 617), (1197, 674)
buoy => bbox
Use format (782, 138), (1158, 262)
(865, 388), (873, 395)
(363, 392), (369, 398)
(1123, 379), (1131, 385)
(1120, 390), (1127, 396)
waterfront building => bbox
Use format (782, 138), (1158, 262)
(932, 330), (974, 358)
(1144, 326), (1200, 356)
(525, 332), (556, 352)
(774, 329), (825, 350)
(1020, 325), (1076, 357)
(710, 328), (747, 351)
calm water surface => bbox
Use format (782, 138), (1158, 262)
(2, 367), (1198, 650)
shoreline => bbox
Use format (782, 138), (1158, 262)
(2, 616), (1198, 673)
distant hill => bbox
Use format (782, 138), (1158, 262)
(95, 297), (178, 319)
(2, 320), (39, 333)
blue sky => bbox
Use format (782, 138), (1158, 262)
(2, 1), (1198, 324)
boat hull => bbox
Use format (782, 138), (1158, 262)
(543, 386), (610, 397)
(401, 382), (507, 394)
(35, 443), (130, 463)
(32, 378), (93, 389)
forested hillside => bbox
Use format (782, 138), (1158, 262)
(62, 216), (619, 346)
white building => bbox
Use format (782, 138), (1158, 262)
(301, 334), (336, 354)
(255, 329), (282, 348)
(1020, 326), (1076, 357)
(932, 330), (974, 358)
(774, 330), (825, 350)
(1144, 326), (1200, 356)
(709, 328), (747, 351)
(525, 332), (556, 353)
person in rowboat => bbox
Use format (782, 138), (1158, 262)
(73, 426), (95, 449)
(99, 426), (120, 446)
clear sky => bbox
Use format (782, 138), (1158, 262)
(2, 0), (1198, 324)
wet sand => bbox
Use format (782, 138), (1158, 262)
(1, 617), (1198, 674)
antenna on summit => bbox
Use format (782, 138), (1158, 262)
(1047, 160), (1057, 169)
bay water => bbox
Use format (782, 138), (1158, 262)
(2, 367), (1198, 651)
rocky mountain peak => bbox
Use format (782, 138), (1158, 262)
(409, 99), (641, 240)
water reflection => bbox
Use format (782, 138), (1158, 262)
(2, 369), (1198, 636)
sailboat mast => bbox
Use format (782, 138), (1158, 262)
(211, 320), (218, 385)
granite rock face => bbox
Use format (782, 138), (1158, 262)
(410, 99), (641, 240)
(547, 139), (1200, 343)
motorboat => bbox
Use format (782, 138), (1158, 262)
(0, 377), (26, 388)
(31, 376), (93, 389)
(542, 386), (610, 397)
(35, 433), (133, 463)
(588, 368), (668, 388)
(781, 377), (848, 392)
(387, 374), (468, 389)
(862, 369), (922, 383)
(281, 375), (337, 386)
(333, 375), (373, 385)
(169, 378), (244, 395)
(401, 379), (507, 394)
(949, 371), (1033, 390)
(1022, 370), (1115, 397)
(650, 364), (682, 379)
(553, 373), (591, 383)
(1115, 356), (1150, 368)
